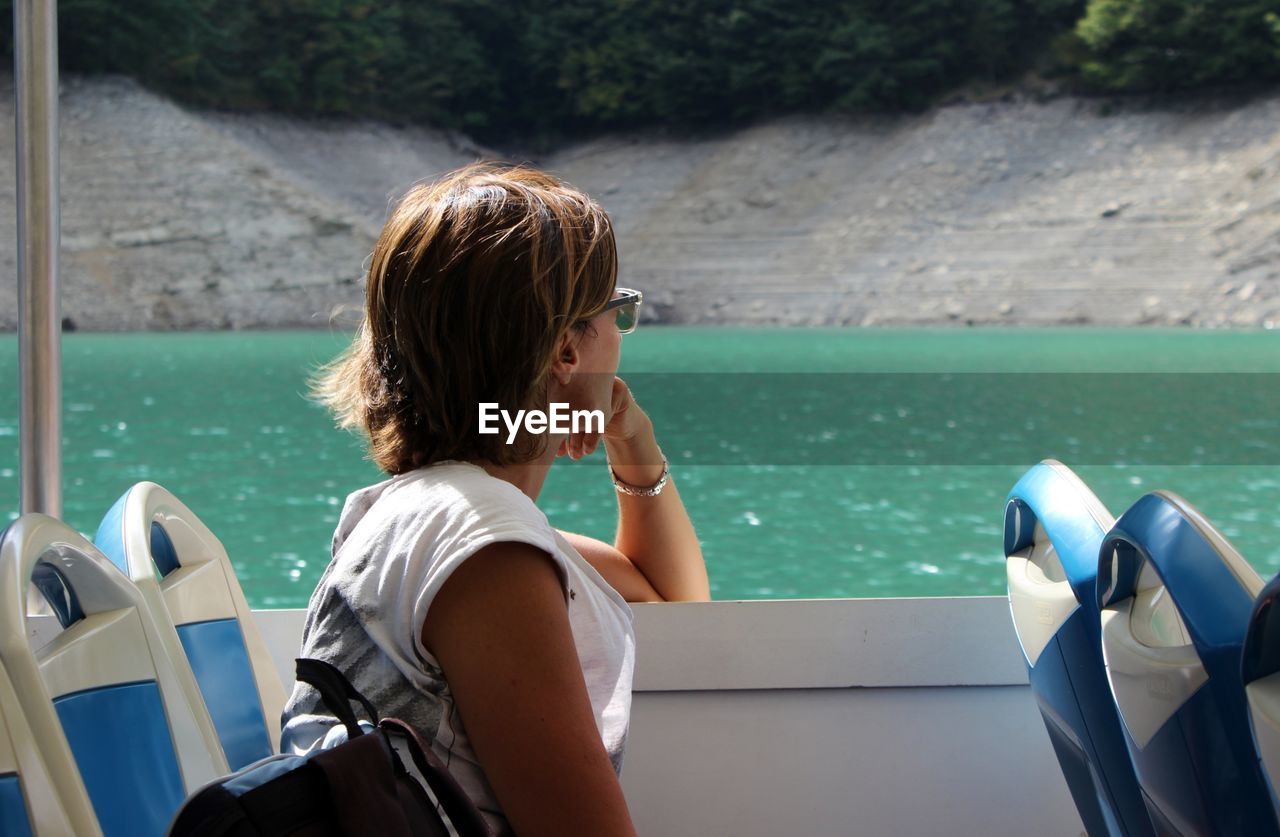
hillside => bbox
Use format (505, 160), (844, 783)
(1, 75), (1278, 329)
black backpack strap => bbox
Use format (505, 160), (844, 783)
(381, 717), (494, 837)
(295, 658), (380, 740)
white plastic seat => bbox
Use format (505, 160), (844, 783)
(1004, 460), (1153, 836)
(1244, 572), (1280, 819)
(1099, 491), (1278, 835)
(0, 514), (227, 836)
(94, 482), (287, 769)
(0, 650), (82, 836)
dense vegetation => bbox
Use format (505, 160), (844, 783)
(1073, 0), (1280, 92)
(2, 0), (1278, 143)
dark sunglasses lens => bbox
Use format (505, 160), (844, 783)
(615, 302), (638, 333)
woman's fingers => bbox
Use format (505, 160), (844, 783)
(562, 430), (602, 459)
(558, 379), (621, 457)
(603, 375), (651, 446)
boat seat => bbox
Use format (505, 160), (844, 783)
(0, 646), (83, 836)
(1098, 491), (1279, 835)
(1004, 459), (1153, 836)
(95, 482), (287, 769)
(0, 714), (34, 837)
(0, 514), (227, 836)
(1243, 572), (1280, 820)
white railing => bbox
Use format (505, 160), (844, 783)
(255, 596), (1082, 837)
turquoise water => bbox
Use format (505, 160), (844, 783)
(1, 328), (1279, 606)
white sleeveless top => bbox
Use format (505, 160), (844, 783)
(280, 461), (637, 836)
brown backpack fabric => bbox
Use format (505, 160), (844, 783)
(167, 658), (493, 837)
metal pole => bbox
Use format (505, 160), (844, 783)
(14, 0), (61, 517)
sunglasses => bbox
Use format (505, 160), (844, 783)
(599, 288), (643, 334)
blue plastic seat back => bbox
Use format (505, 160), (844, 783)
(0, 772), (33, 837)
(175, 619), (272, 769)
(1099, 491), (1279, 836)
(0, 515), (202, 837)
(0, 685), (34, 837)
(1243, 572), (1280, 820)
(54, 680), (184, 835)
(0, 598), (88, 836)
(33, 554), (186, 837)
(1005, 460), (1153, 836)
(95, 483), (284, 770)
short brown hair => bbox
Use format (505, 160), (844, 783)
(315, 163), (618, 474)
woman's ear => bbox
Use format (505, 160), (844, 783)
(551, 331), (580, 386)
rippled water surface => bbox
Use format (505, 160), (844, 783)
(1, 328), (1278, 606)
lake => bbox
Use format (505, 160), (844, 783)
(2, 328), (1278, 606)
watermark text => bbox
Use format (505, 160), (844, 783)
(478, 402), (605, 444)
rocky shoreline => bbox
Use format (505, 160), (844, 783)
(0, 76), (1277, 330)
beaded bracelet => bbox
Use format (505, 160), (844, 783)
(609, 455), (669, 497)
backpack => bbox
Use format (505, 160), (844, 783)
(167, 658), (493, 837)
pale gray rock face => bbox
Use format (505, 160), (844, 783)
(0, 75), (480, 331)
(0, 76), (1278, 330)
(549, 98), (1280, 329)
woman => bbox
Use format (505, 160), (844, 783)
(281, 163), (710, 836)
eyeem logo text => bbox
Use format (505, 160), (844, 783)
(479, 403), (605, 444)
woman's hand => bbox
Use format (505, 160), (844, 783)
(554, 375), (710, 603)
(557, 376), (650, 460)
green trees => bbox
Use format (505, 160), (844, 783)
(503, 0), (1086, 137)
(1074, 0), (1280, 91)
(1, 0), (1277, 142)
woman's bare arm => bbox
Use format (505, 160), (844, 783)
(421, 541), (638, 837)
(603, 412), (709, 602)
(563, 377), (710, 603)
(558, 530), (664, 603)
